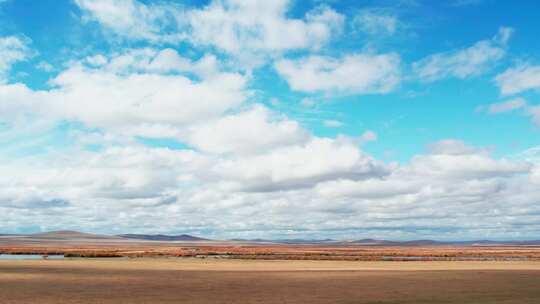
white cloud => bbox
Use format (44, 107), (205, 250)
(0, 146), (204, 211)
(1, 138), (538, 240)
(360, 130), (378, 143)
(209, 136), (390, 192)
(428, 139), (489, 155)
(96, 48), (222, 78)
(75, 0), (183, 43)
(187, 105), (309, 155)
(75, 0), (344, 58)
(531, 164), (540, 185)
(85, 54), (108, 66)
(36, 61), (54, 72)
(314, 178), (416, 199)
(484, 98), (527, 114)
(352, 10), (398, 35)
(0, 48), (247, 138)
(408, 147), (529, 180)
(413, 27), (512, 82)
(275, 53), (400, 94)
(495, 64), (540, 96)
(516, 146), (540, 163)
(478, 98), (540, 127)
(528, 106), (540, 126)
(300, 97), (316, 107)
(0, 36), (31, 82)
(494, 27), (513, 45)
(323, 119), (343, 128)
(3, 3), (540, 239)
(187, 1), (344, 54)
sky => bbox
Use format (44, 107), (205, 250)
(1, 0), (540, 240)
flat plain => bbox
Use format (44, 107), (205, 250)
(1, 259), (540, 304)
(2, 232), (540, 303)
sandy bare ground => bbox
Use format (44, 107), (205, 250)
(1, 259), (540, 304)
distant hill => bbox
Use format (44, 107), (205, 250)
(459, 240), (540, 246)
(231, 238), (540, 246)
(30, 230), (120, 240)
(351, 239), (540, 246)
(230, 238), (348, 244)
(351, 239), (400, 245)
(118, 234), (209, 241)
(3, 230), (539, 246)
(401, 240), (445, 246)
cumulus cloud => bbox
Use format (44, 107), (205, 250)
(310, 141), (534, 235)
(3, 2), (540, 239)
(0, 36), (31, 82)
(413, 27), (512, 82)
(0, 48), (247, 138)
(0, 146), (202, 203)
(75, 0), (183, 42)
(4, 41), (533, 238)
(478, 98), (540, 127)
(495, 64), (540, 96)
(36, 61), (54, 72)
(323, 119), (343, 128)
(212, 136), (390, 192)
(75, 0), (344, 57)
(1, 138), (538, 239)
(186, 105), (310, 155)
(359, 130), (378, 143)
(314, 178), (416, 200)
(409, 149), (529, 180)
(427, 139), (485, 155)
(483, 98), (527, 114)
(352, 10), (398, 35)
(528, 106), (540, 126)
(187, 1), (344, 53)
(275, 53), (400, 94)
(531, 165), (540, 185)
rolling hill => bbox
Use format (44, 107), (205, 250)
(118, 234), (209, 241)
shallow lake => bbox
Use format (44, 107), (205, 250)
(0, 254), (65, 260)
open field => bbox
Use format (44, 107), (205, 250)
(1, 259), (540, 304)
(2, 232), (540, 261)
(3, 243), (540, 260)
(2, 233), (540, 303)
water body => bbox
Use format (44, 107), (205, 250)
(0, 254), (64, 260)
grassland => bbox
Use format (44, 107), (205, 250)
(3, 240), (540, 261)
(3, 244), (540, 260)
(2, 232), (540, 303)
(2, 232), (540, 261)
(1, 259), (540, 304)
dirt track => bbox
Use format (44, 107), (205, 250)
(1, 259), (540, 303)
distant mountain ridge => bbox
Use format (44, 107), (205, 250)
(2, 230), (539, 246)
(230, 238), (540, 246)
(118, 234), (209, 241)
(30, 230), (121, 240)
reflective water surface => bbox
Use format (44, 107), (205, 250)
(0, 254), (64, 260)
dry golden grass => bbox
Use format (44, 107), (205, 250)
(1, 259), (540, 304)
(3, 242), (540, 260)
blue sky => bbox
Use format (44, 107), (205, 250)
(1, 0), (540, 240)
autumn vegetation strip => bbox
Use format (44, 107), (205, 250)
(2, 245), (540, 261)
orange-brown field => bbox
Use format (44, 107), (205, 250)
(2, 233), (540, 303)
(1, 259), (540, 304)
(2, 242), (540, 260)
(2, 232), (540, 261)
